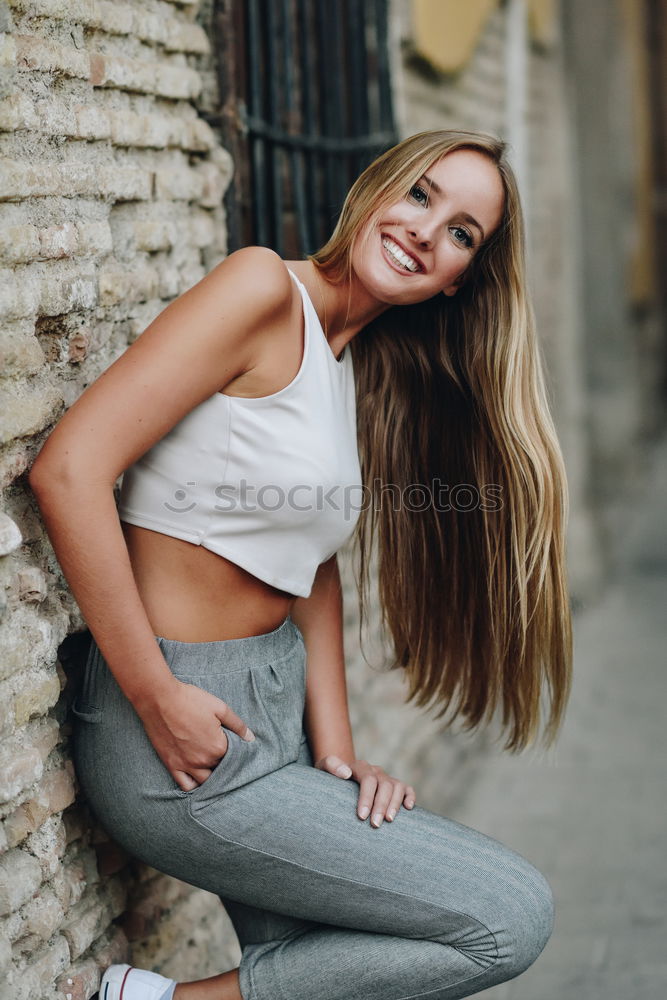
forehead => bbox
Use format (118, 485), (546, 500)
(421, 148), (505, 235)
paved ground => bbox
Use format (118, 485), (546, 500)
(448, 431), (667, 1000)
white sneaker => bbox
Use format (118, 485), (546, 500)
(99, 964), (176, 999)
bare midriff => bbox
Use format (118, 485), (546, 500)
(121, 521), (298, 642)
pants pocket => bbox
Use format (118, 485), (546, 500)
(180, 647), (307, 808)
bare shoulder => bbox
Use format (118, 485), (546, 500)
(209, 246), (295, 319)
(29, 247), (300, 486)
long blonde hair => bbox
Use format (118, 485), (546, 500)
(311, 130), (572, 751)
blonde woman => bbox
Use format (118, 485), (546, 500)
(30, 130), (572, 1000)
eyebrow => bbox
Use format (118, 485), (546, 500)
(421, 173), (486, 241)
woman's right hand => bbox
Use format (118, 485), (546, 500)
(137, 678), (255, 792)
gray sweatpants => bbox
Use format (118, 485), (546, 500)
(72, 616), (553, 1000)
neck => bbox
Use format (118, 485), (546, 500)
(310, 262), (390, 354)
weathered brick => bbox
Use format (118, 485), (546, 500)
(35, 95), (78, 138)
(0, 616), (56, 682)
(39, 264), (98, 315)
(17, 566), (48, 603)
(25, 718), (61, 764)
(0, 92), (39, 132)
(97, 264), (133, 307)
(154, 166), (204, 202)
(0, 511), (22, 556)
(2, 963), (39, 1000)
(0, 382), (63, 445)
(184, 116), (217, 152)
(0, 223), (40, 263)
(60, 895), (108, 959)
(0, 159), (99, 201)
(67, 330), (90, 363)
(26, 815), (66, 879)
(56, 955), (99, 1000)
(4, 764), (73, 848)
(153, 62), (202, 100)
(133, 10), (168, 47)
(109, 108), (179, 149)
(0, 745), (43, 804)
(0, 927), (11, 973)
(14, 34), (90, 80)
(0, 263), (41, 316)
(0, 32), (17, 101)
(37, 223), (79, 260)
(9, 0), (95, 20)
(31, 933), (70, 994)
(61, 808), (87, 848)
(20, 887), (65, 941)
(189, 210), (216, 248)
(90, 925), (129, 971)
(13, 668), (61, 726)
(90, 52), (155, 95)
(0, 325), (45, 375)
(98, 164), (152, 202)
(90, 0), (133, 35)
(73, 103), (111, 141)
(133, 220), (174, 253)
(51, 859), (85, 911)
(196, 162), (226, 209)
(164, 20), (210, 55)
(0, 849), (42, 915)
(75, 221), (112, 257)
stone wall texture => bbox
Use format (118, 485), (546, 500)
(0, 2), (238, 996)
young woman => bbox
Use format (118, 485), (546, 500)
(30, 130), (572, 1000)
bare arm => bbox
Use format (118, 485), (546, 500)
(29, 247), (295, 790)
(291, 554), (356, 766)
(292, 554), (417, 826)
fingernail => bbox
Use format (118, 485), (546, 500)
(336, 764), (352, 778)
(387, 809), (396, 821)
(243, 727), (256, 741)
(371, 813), (383, 828)
(359, 805), (369, 820)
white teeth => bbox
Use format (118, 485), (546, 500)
(382, 237), (420, 272)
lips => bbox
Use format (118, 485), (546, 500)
(380, 233), (425, 274)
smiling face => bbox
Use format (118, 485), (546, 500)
(350, 148), (506, 306)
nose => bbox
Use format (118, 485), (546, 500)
(407, 220), (437, 250)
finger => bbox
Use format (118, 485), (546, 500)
(173, 769), (198, 792)
(356, 773), (378, 820)
(189, 766), (213, 785)
(369, 778), (396, 828)
(215, 701), (255, 742)
(318, 754), (353, 779)
(403, 786), (416, 809)
(385, 783), (407, 822)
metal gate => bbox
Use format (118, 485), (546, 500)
(208, 0), (398, 257)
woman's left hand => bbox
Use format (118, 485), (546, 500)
(314, 755), (416, 827)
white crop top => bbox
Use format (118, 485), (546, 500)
(116, 269), (363, 598)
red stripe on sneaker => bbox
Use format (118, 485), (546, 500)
(119, 967), (133, 1000)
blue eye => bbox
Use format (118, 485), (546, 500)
(407, 184), (429, 206)
(451, 226), (474, 249)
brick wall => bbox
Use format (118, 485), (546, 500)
(0, 1), (238, 996)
